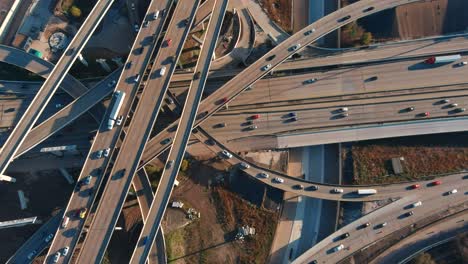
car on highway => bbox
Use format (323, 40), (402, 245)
(78, 208), (87, 219)
(143, 20), (149, 28)
(289, 43), (301, 52)
(218, 97), (228, 104)
(55, 103), (63, 109)
(166, 160), (174, 169)
(338, 113), (349, 118)
(458, 61), (467, 66)
(332, 188), (344, 193)
(245, 120), (254, 126)
(306, 185), (319, 191)
(239, 162), (250, 169)
(116, 115), (123, 126)
(440, 99), (450, 104)
(96, 149), (103, 159)
(83, 175), (92, 185)
(160, 66), (166, 76)
(404, 107), (415, 112)
(103, 148), (110, 157)
(448, 189), (458, 195)
(61, 216), (69, 228)
(126, 61), (133, 69)
(215, 122), (226, 128)
(448, 103), (458, 108)
(410, 184), (420, 189)
(166, 97), (174, 104)
(52, 252), (61, 263)
(258, 172), (269, 179)
(454, 107), (466, 113)
(411, 201), (422, 208)
(27, 250), (37, 260)
(377, 222), (387, 228)
(134, 74), (140, 82)
(62, 246), (70, 256)
(293, 184), (304, 190)
(107, 80), (116, 87)
(266, 54), (276, 61)
(161, 137), (172, 145)
(338, 15), (351, 22)
(420, 112), (430, 117)
(363, 6), (375, 12)
(221, 150), (233, 159)
(332, 244), (345, 252)
(165, 38), (172, 47)
(45, 233), (54, 242)
(262, 64), (272, 71)
(134, 24), (139, 32)
(338, 107), (349, 112)
(250, 114), (260, 120)
(130, 2), (135, 10)
(338, 232), (350, 240)
(360, 222), (371, 229)
(304, 28), (315, 35)
(303, 78), (317, 84)
(365, 76), (378, 82)
(405, 211), (414, 217)
(431, 180), (442, 186)
(248, 125), (258, 130)
(194, 71), (201, 80)
(273, 177), (284, 183)
(288, 117), (298, 122)
(152, 10), (160, 20)
(287, 112), (297, 117)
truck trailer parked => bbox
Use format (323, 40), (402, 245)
(357, 189), (377, 195)
(424, 54), (461, 64)
(107, 91), (126, 130)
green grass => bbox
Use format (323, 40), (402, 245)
(166, 228), (186, 261)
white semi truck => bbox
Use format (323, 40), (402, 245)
(107, 90), (126, 130)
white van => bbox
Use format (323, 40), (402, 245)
(61, 216), (69, 228)
(153, 10), (160, 20)
(160, 66), (166, 76)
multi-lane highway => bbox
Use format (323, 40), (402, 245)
(129, 0), (227, 261)
(292, 177), (468, 263)
(76, 1), (199, 262)
(0, 0), (115, 175)
(44, 0), (174, 262)
(139, 0), (422, 169)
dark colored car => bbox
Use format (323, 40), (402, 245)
(339, 232), (350, 240)
(338, 15), (351, 22)
(365, 76), (378, 82)
(194, 71), (201, 80)
(363, 6), (375, 12)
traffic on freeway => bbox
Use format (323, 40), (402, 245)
(44, 0), (174, 262)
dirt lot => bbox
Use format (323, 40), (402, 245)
(258, 0), (292, 33)
(0, 170), (75, 262)
(163, 158), (279, 264)
(343, 133), (468, 184)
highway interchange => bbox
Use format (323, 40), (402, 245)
(1, 0), (467, 263)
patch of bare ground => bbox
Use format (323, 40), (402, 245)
(258, 0), (292, 33)
(346, 133), (468, 184)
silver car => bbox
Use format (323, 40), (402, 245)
(52, 252), (61, 263)
(262, 64), (272, 71)
(103, 148), (110, 157)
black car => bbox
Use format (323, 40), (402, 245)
(363, 6), (375, 12)
(194, 71), (201, 80)
(266, 55), (276, 61)
(338, 15), (351, 22)
(339, 232), (350, 240)
(364, 76), (378, 82)
(293, 184), (304, 190)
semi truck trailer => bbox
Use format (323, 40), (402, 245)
(107, 90), (125, 130)
(424, 54), (461, 64)
(357, 189), (377, 195)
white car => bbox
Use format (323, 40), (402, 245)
(61, 216), (69, 228)
(332, 188), (344, 193)
(153, 10), (160, 20)
(160, 66), (166, 76)
(239, 162), (250, 169)
(258, 172), (269, 179)
(412, 201), (422, 208)
(134, 24), (139, 32)
(116, 115), (123, 126)
(62, 246), (69, 256)
(103, 148), (110, 157)
(338, 107), (349, 112)
(274, 177), (284, 183)
(107, 80), (116, 87)
(221, 150), (233, 159)
(459, 61), (467, 66)
(448, 189), (458, 195)
(55, 103), (63, 108)
(27, 250), (37, 260)
(262, 64), (272, 71)
(52, 252), (61, 263)
(134, 74), (140, 82)
(333, 244), (344, 252)
(96, 149), (103, 159)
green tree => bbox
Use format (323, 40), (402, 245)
(361, 32), (373, 45)
(69, 5), (82, 18)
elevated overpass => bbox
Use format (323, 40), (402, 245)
(130, 0), (228, 261)
(44, 0), (175, 262)
(0, 0), (115, 175)
(76, 1), (200, 262)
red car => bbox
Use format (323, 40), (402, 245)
(422, 112), (430, 117)
(221, 97), (228, 103)
(410, 184), (420, 189)
(251, 114), (260, 120)
(432, 180), (442, 186)
(165, 38), (172, 46)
